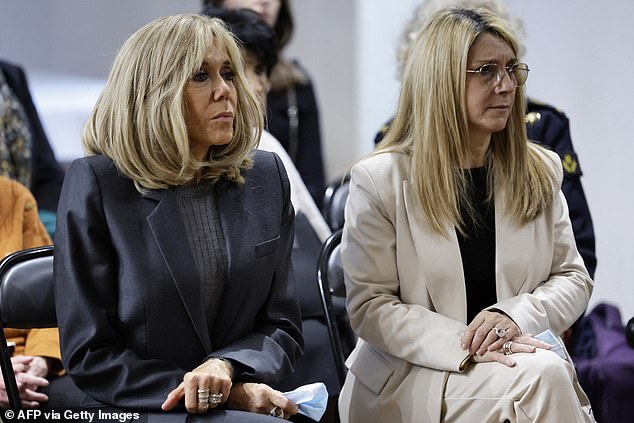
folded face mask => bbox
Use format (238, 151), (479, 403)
(283, 382), (328, 421)
(534, 329), (572, 363)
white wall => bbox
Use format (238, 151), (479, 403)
(1, 0), (632, 318)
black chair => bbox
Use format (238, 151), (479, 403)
(317, 230), (356, 387)
(321, 175), (350, 232)
(0, 246), (55, 410)
(277, 212), (340, 398)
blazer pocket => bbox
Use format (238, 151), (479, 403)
(348, 343), (394, 395)
(255, 235), (280, 258)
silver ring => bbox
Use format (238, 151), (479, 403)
(209, 392), (223, 404)
(197, 387), (210, 403)
(495, 327), (509, 338)
(502, 340), (513, 355)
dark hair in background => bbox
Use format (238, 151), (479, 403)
(201, 6), (279, 75)
(203, 0), (293, 49)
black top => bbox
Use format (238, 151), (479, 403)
(457, 167), (497, 323)
(266, 64), (325, 207)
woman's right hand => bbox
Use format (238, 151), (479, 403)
(161, 358), (233, 413)
(471, 334), (552, 367)
(227, 382), (298, 420)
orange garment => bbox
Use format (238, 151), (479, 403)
(0, 176), (61, 364)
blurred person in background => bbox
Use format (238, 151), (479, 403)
(0, 60), (65, 238)
(0, 175), (63, 409)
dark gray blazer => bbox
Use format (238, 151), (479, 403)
(53, 150), (303, 411)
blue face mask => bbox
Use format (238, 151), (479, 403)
(534, 329), (572, 363)
(283, 382), (329, 421)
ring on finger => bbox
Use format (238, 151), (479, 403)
(209, 392), (223, 404)
(502, 340), (513, 355)
(197, 388), (210, 402)
(495, 327), (509, 338)
(269, 406), (284, 418)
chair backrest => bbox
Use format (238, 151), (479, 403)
(0, 246), (55, 410)
(0, 246), (56, 328)
(317, 229), (357, 386)
(321, 175), (350, 232)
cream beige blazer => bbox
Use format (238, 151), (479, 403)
(339, 148), (593, 423)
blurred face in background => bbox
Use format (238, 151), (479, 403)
(243, 52), (271, 109)
(221, 0), (281, 27)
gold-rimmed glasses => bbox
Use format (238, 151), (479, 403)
(466, 62), (529, 88)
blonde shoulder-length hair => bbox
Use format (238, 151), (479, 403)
(378, 7), (557, 236)
(82, 14), (263, 192)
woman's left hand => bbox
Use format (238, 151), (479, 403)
(161, 358), (233, 413)
(461, 310), (521, 356)
(227, 382), (298, 420)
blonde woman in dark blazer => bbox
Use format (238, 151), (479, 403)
(54, 14), (302, 422)
(339, 8), (594, 423)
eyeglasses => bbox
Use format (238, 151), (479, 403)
(466, 63), (530, 88)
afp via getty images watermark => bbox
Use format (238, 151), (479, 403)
(3, 409), (141, 422)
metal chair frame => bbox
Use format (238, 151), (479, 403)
(0, 246), (55, 410)
(316, 230), (348, 386)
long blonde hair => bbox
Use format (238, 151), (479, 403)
(82, 14), (263, 192)
(396, 0), (526, 79)
(379, 7), (557, 235)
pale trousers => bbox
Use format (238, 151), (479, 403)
(442, 349), (594, 423)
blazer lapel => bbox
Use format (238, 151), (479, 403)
(143, 189), (212, 354)
(403, 181), (467, 323)
(494, 187), (534, 300)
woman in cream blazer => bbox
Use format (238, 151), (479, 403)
(338, 8), (594, 423)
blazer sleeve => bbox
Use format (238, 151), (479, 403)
(343, 163), (470, 373)
(490, 152), (594, 336)
(208, 153), (304, 385)
(54, 159), (186, 408)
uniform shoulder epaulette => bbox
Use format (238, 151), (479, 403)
(526, 98), (568, 125)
